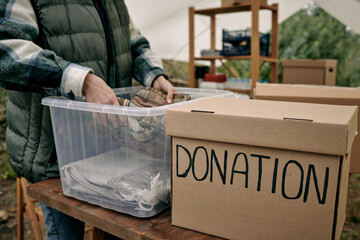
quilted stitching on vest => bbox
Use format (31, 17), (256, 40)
(7, 0), (132, 182)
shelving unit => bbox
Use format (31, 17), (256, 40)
(188, 0), (279, 96)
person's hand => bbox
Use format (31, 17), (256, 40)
(152, 75), (178, 104)
(83, 73), (120, 127)
(83, 73), (119, 106)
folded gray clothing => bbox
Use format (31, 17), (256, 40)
(60, 148), (170, 215)
(108, 164), (170, 212)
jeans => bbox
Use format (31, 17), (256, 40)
(40, 203), (121, 240)
(40, 203), (84, 240)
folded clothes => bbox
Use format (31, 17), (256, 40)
(60, 87), (189, 217)
(117, 87), (191, 107)
(88, 113), (167, 158)
(60, 148), (170, 217)
(108, 164), (170, 212)
(88, 87), (190, 158)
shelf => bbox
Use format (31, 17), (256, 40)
(195, 56), (278, 63)
(188, 1), (279, 95)
(195, 3), (277, 16)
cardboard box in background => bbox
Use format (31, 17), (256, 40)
(166, 97), (357, 240)
(222, 0), (267, 7)
(282, 59), (337, 86)
(255, 83), (360, 174)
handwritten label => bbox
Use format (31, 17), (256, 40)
(176, 144), (330, 205)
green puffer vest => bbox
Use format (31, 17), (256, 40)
(7, 0), (132, 183)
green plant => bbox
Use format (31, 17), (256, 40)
(0, 152), (16, 180)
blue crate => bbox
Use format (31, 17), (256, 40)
(223, 29), (270, 46)
(260, 45), (270, 56)
(222, 42), (250, 56)
(221, 42), (269, 56)
(222, 29), (251, 42)
(259, 33), (270, 46)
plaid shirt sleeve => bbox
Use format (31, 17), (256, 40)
(0, 0), (92, 99)
(129, 18), (169, 87)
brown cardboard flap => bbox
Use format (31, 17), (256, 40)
(282, 59), (338, 68)
(166, 97), (357, 156)
(254, 83), (360, 174)
(255, 83), (360, 99)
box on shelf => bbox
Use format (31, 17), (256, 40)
(204, 73), (227, 83)
(166, 97), (357, 239)
(255, 83), (360, 174)
(282, 59), (337, 85)
(222, 0), (267, 7)
(42, 87), (233, 218)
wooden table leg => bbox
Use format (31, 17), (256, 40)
(93, 227), (105, 240)
(21, 178), (43, 240)
(17, 178), (24, 240)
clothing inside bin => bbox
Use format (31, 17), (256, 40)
(88, 87), (191, 158)
(60, 148), (171, 214)
(117, 87), (191, 107)
(60, 88), (189, 216)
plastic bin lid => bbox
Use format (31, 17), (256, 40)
(41, 87), (233, 116)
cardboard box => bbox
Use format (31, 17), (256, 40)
(255, 83), (360, 174)
(166, 97), (357, 240)
(282, 59), (337, 86)
(222, 0), (267, 7)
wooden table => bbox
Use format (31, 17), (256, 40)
(27, 178), (222, 240)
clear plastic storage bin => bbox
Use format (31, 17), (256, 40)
(42, 87), (233, 217)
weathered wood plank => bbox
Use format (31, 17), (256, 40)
(27, 178), (223, 240)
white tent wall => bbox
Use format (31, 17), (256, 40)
(315, 0), (360, 35)
(126, 0), (360, 62)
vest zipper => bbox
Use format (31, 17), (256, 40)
(93, 0), (117, 88)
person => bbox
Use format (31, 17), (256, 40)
(0, 0), (177, 239)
